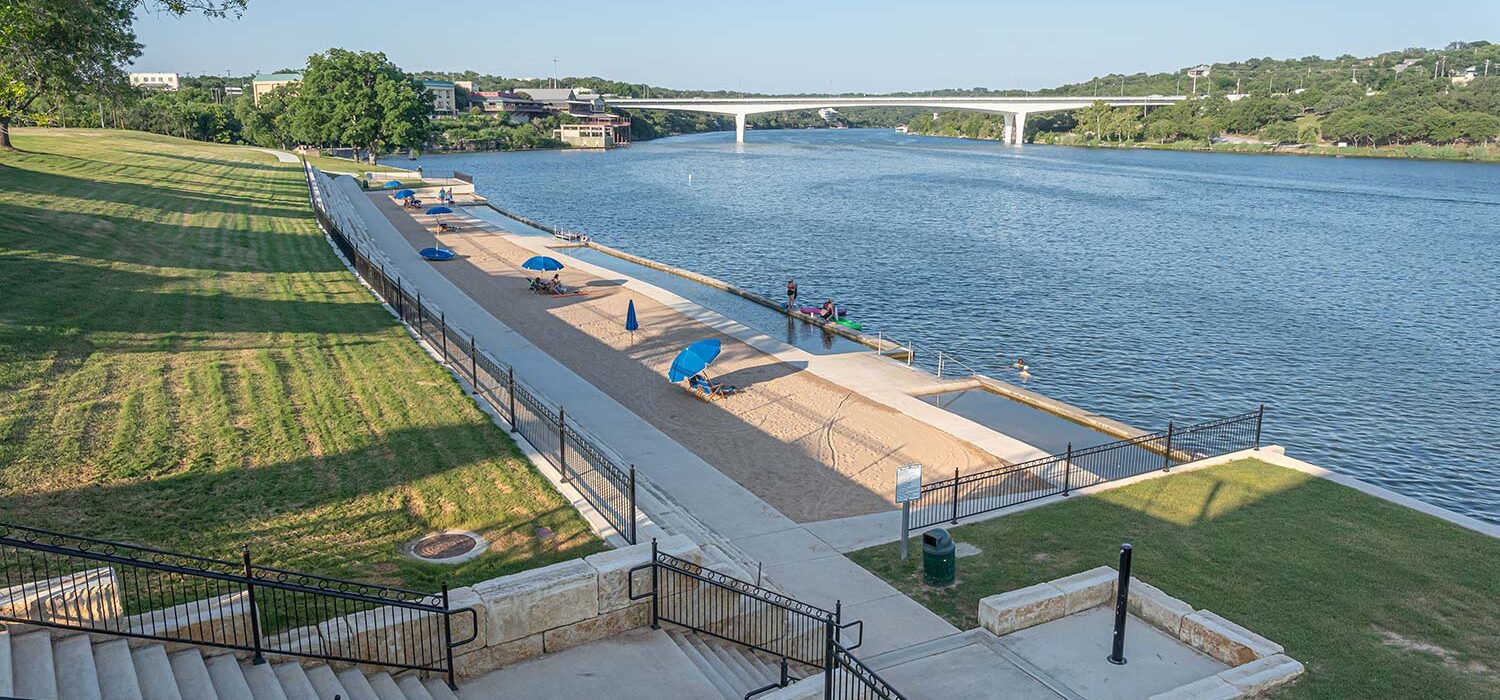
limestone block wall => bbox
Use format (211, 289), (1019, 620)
(977, 567), (1305, 699)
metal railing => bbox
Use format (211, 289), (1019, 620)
(628, 541), (904, 700)
(909, 407), (1264, 529)
(303, 164), (638, 543)
(0, 523), (477, 688)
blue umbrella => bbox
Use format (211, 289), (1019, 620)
(383, 180), (403, 188)
(425, 206), (453, 215)
(668, 339), (721, 383)
(521, 256), (565, 272)
(419, 247), (455, 261)
(625, 299), (639, 332)
(394, 189), (415, 199)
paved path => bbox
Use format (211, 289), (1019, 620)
(246, 147), (300, 163)
(339, 178), (959, 656)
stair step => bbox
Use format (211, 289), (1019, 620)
(334, 669), (382, 700)
(54, 635), (103, 700)
(665, 630), (735, 700)
(204, 653), (255, 700)
(272, 664), (318, 700)
(305, 665), (350, 700)
(93, 639), (144, 700)
(168, 650), (218, 700)
(0, 630), (11, 699)
(421, 678), (459, 700)
(131, 645), (184, 700)
(396, 675), (434, 700)
(701, 637), (760, 693)
(241, 662), (289, 700)
(366, 672), (407, 700)
(11, 632), (58, 700)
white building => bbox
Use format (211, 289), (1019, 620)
(422, 80), (458, 116)
(129, 72), (180, 91)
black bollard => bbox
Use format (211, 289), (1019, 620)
(1108, 543), (1133, 665)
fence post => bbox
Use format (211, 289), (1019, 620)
(440, 312), (448, 364)
(558, 408), (569, 482)
(950, 467), (960, 525)
(241, 546), (265, 665)
(469, 335), (478, 388)
(395, 278), (404, 319)
(937, 351), (944, 380)
(823, 616), (836, 700)
(629, 465), (638, 545)
(649, 538), (660, 630)
(508, 367), (517, 432)
(1063, 442), (1073, 496)
(441, 582), (457, 690)
(416, 293), (424, 336)
(1255, 404), (1265, 449)
(1162, 422), (1174, 472)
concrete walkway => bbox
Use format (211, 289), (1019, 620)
(338, 177), (958, 656)
(247, 147), (300, 164)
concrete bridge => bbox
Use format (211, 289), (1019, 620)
(602, 95), (1187, 143)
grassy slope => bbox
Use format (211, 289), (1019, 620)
(0, 129), (602, 591)
(851, 460), (1499, 700)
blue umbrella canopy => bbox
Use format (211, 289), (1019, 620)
(419, 247), (455, 261)
(668, 339), (721, 383)
(625, 299), (639, 332)
(521, 256), (565, 272)
(394, 189), (415, 198)
(425, 206), (453, 215)
(383, 180), (403, 188)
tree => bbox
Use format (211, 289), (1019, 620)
(290, 49), (433, 163)
(0, 0), (247, 150)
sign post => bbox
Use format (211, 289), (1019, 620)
(895, 464), (923, 561)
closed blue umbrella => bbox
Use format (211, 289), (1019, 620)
(668, 339), (722, 383)
(625, 299), (639, 331)
(383, 180), (403, 188)
(521, 256), (565, 272)
(394, 189), (415, 199)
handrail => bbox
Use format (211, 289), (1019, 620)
(0, 522), (466, 688)
(829, 642), (908, 700)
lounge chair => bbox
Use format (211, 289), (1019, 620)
(688, 375), (741, 401)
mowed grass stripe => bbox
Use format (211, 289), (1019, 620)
(1, 129), (601, 589)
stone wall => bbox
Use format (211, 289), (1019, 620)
(977, 567), (1304, 699)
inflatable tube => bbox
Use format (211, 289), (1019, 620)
(419, 247), (456, 261)
(797, 306), (848, 318)
(835, 319), (864, 330)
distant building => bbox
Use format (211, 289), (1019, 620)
(1392, 57), (1422, 74)
(555, 116), (632, 148)
(422, 80), (457, 116)
(251, 73), (301, 105)
(129, 72), (180, 91)
(454, 80), (476, 93)
(223, 86), (243, 97)
(515, 88), (606, 116)
(1186, 65), (1212, 78)
(468, 91), (548, 122)
(1451, 67), (1478, 86)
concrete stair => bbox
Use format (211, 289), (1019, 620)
(0, 626), (449, 700)
(664, 628), (813, 700)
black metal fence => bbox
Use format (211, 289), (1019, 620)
(0, 523), (476, 687)
(910, 408), (1264, 529)
(303, 164), (637, 543)
(629, 541), (904, 700)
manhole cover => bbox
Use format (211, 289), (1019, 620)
(404, 530), (487, 564)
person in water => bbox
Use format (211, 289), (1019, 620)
(820, 300), (836, 321)
(786, 279), (799, 308)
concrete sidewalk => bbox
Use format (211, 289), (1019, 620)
(338, 176), (959, 656)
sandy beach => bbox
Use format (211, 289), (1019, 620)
(373, 196), (996, 522)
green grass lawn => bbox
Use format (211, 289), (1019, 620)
(0, 128), (603, 592)
(851, 459), (1499, 699)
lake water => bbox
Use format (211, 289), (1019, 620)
(392, 129), (1500, 524)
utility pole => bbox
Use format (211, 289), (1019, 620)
(552, 57), (559, 88)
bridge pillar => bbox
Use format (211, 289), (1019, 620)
(1002, 114), (1015, 144)
(735, 113), (747, 143)
(1011, 112), (1029, 145)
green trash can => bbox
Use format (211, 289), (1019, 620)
(922, 529), (956, 586)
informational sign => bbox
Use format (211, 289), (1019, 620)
(895, 463), (923, 504)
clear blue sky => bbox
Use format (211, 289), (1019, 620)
(133, 0), (1497, 93)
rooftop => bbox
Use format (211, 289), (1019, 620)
(253, 72), (302, 82)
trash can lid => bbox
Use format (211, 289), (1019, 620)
(923, 529), (952, 549)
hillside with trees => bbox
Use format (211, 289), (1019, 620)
(908, 41), (1500, 159)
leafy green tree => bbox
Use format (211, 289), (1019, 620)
(0, 1), (246, 150)
(290, 49), (433, 163)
